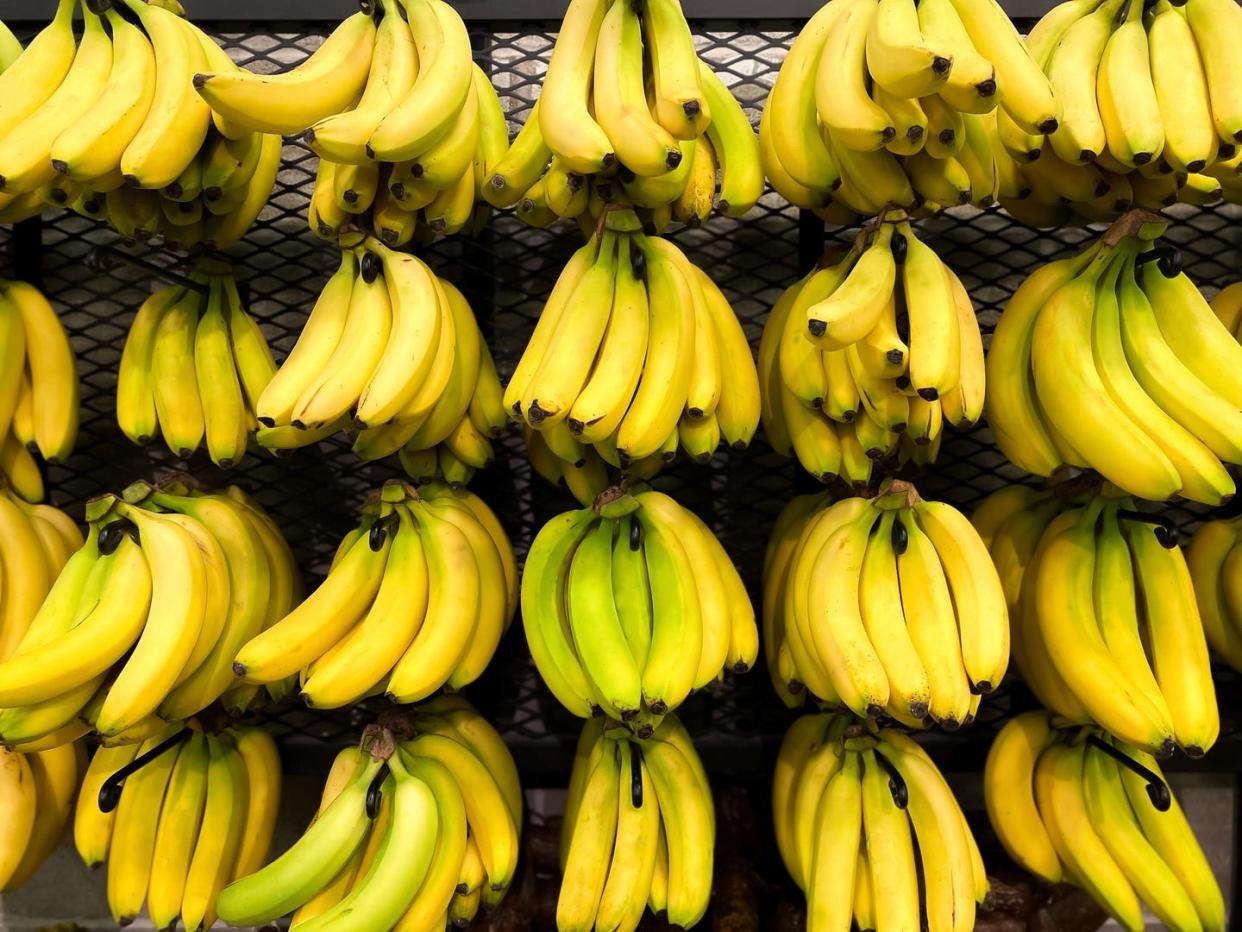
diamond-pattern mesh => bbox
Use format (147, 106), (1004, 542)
(2, 21), (1241, 779)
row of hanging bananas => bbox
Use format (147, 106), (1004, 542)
(985, 711), (1225, 932)
(523, 485), (756, 735)
(0, 485), (83, 689)
(233, 481), (516, 709)
(483, 0), (764, 230)
(508, 212), (760, 473)
(988, 213), (1242, 505)
(0, 741), (83, 893)
(0, 479), (300, 747)
(0, 278), (78, 502)
(0, 0), (278, 247)
(1188, 512), (1242, 674)
(76, 722), (281, 930)
(761, 0), (1055, 219)
(774, 715), (988, 932)
(559, 714), (714, 932)
(298, 2), (509, 246)
(764, 481), (1007, 729)
(218, 700), (522, 931)
(973, 484), (1218, 758)
(759, 218), (984, 486)
(254, 242), (506, 482)
(118, 262), (276, 467)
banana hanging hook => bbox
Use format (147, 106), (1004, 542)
(1085, 734), (1172, 812)
(98, 727), (193, 813)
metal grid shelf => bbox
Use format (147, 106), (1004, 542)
(2, 18), (1242, 784)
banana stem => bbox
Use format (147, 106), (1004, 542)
(1085, 733), (1171, 811)
(97, 726), (193, 813)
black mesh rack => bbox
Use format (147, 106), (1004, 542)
(2, 11), (1242, 788)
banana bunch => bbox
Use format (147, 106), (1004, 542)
(118, 262), (276, 467)
(973, 484), (1218, 757)
(762, 0), (1057, 218)
(77, 721), (282, 930)
(0, 484), (83, 683)
(482, 0), (763, 230)
(218, 699), (522, 931)
(254, 242), (506, 480)
(1188, 513), (1242, 673)
(0, 278), (79, 502)
(0, 479), (300, 747)
(301, 1), (507, 247)
(759, 219), (984, 487)
(233, 481), (515, 709)
(0, 741), (85, 893)
(509, 212), (760, 472)
(559, 713), (713, 932)
(523, 485), (756, 734)
(774, 714), (989, 932)
(1001, 0), (1242, 211)
(988, 215), (1242, 505)
(0, 0), (277, 246)
(763, 481), (1007, 728)
(985, 711), (1225, 932)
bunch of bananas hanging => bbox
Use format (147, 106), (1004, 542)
(559, 714), (714, 932)
(774, 714), (989, 932)
(76, 722), (281, 929)
(0, 0), (278, 248)
(1188, 513), (1242, 673)
(0, 479), (300, 747)
(762, 0), (1055, 218)
(118, 262), (276, 467)
(987, 214), (1242, 505)
(523, 485), (756, 735)
(0, 485), (83, 682)
(509, 213), (760, 473)
(233, 481), (515, 709)
(759, 219), (984, 487)
(483, 0), (763, 232)
(0, 741), (84, 893)
(0, 279), (79, 502)
(995, 0), (1242, 225)
(973, 484), (1217, 757)
(219, 699), (522, 931)
(763, 481), (1007, 729)
(254, 242), (506, 485)
(985, 711), (1225, 932)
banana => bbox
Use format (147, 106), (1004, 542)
(234, 521), (392, 683)
(193, 279), (248, 467)
(523, 230), (619, 427)
(74, 743), (140, 870)
(483, 99), (550, 209)
(106, 724), (184, 924)
(920, 91), (965, 159)
(4, 280), (77, 463)
(984, 711), (1062, 884)
(867, 0), (954, 99)
(918, 0), (997, 114)
(948, 0), (1059, 134)
(1189, 520), (1242, 671)
(875, 84), (928, 156)
(596, 743), (660, 931)
(559, 737), (619, 931)
(1046, 0), (1123, 165)
(0, 0), (76, 142)
(819, 0), (897, 152)
(1, 742), (79, 892)
(1185, 0), (1242, 145)
(642, 0), (707, 141)
(1148, 1), (1217, 173)
(195, 11), (375, 136)
(806, 224), (896, 350)
(292, 249), (393, 429)
(1037, 743), (1144, 931)
(860, 748), (920, 931)
(1095, 0), (1163, 168)
(538, 0), (613, 175)
(616, 238), (695, 461)
(900, 223), (959, 400)
(306, 4), (418, 165)
(1083, 743), (1203, 932)
(806, 750), (861, 932)
(699, 62), (763, 216)
(217, 753), (383, 926)
(231, 727), (281, 880)
(392, 755), (467, 932)
(1127, 521), (1218, 757)
(1117, 744), (1227, 932)
(149, 285), (205, 458)
(385, 500), (481, 704)
(0, 748), (36, 890)
(147, 731), (210, 930)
